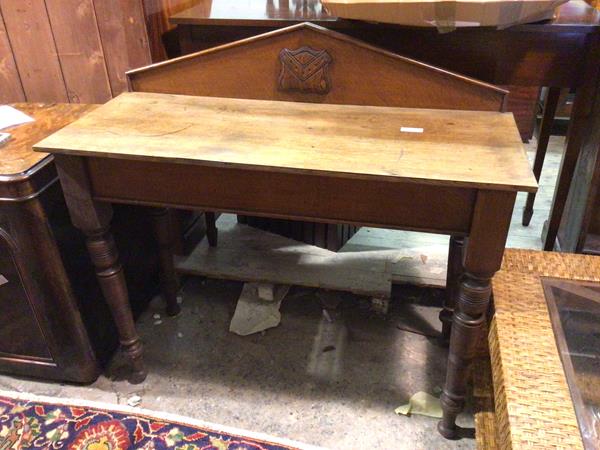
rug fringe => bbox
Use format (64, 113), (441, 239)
(0, 389), (327, 450)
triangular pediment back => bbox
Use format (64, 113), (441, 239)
(127, 23), (506, 112)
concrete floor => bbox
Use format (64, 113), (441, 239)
(1, 279), (474, 450)
(0, 136), (563, 449)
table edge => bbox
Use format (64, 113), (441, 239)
(32, 146), (538, 193)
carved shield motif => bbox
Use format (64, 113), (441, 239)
(278, 47), (332, 94)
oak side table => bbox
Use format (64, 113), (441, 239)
(34, 92), (536, 438)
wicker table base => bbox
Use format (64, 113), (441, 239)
(473, 357), (498, 450)
(476, 248), (599, 449)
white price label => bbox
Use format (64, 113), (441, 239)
(400, 127), (424, 133)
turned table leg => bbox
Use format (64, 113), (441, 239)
(438, 191), (515, 438)
(522, 86), (560, 226)
(55, 155), (146, 384)
(151, 208), (181, 316)
(438, 272), (492, 438)
(85, 227), (146, 383)
(440, 235), (464, 342)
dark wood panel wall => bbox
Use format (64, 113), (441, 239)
(0, 0), (152, 104)
(143, 0), (199, 61)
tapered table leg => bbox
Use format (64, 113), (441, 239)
(438, 191), (515, 439)
(55, 155), (146, 384)
(151, 208), (181, 316)
(543, 37), (600, 251)
(205, 211), (218, 247)
(522, 87), (560, 226)
(440, 236), (464, 342)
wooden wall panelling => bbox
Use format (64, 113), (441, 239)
(0, 1), (153, 104)
(44, 0), (112, 103)
(0, 8), (25, 102)
(0, 0), (68, 103)
(93, 0), (152, 95)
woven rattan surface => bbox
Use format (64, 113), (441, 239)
(489, 249), (595, 449)
(473, 357), (498, 450)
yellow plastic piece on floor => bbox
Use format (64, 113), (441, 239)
(395, 391), (443, 418)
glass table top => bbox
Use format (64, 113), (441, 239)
(542, 278), (600, 449)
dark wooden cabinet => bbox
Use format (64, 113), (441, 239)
(0, 104), (158, 383)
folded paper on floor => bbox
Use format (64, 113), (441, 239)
(230, 283), (291, 336)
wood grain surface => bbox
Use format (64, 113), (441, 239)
(170, 0), (337, 27)
(94, 0), (152, 94)
(0, 8), (25, 103)
(1, 1), (69, 103)
(128, 23), (508, 112)
(131, 19), (507, 249)
(34, 92), (536, 192)
(0, 1), (151, 104)
(1, 103), (96, 176)
(44, 0), (112, 103)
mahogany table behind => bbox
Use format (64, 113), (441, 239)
(34, 92), (536, 439)
(170, 0), (600, 252)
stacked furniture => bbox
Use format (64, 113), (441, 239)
(169, 0), (600, 252)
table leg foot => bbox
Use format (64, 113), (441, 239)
(437, 412), (460, 440)
(439, 272), (491, 439)
(123, 338), (147, 384)
(522, 201), (534, 226)
(85, 227), (147, 383)
(151, 208), (181, 317)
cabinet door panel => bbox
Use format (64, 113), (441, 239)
(0, 228), (52, 360)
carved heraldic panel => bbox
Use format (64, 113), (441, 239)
(278, 46), (332, 94)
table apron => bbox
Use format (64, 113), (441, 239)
(86, 157), (476, 235)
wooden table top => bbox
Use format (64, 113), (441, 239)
(1, 103), (95, 176)
(171, 0), (337, 27)
(170, 0), (600, 30)
(34, 92), (537, 192)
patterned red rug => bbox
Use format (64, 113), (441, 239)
(0, 391), (321, 450)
